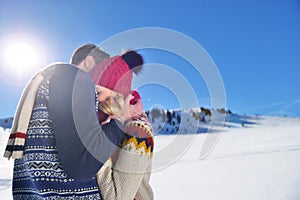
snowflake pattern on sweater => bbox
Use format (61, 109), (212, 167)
(12, 77), (101, 200)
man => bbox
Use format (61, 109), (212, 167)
(70, 43), (109, 72)
(4, 44), (142, 199)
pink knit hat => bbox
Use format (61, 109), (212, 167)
(89, 50), (143, 95)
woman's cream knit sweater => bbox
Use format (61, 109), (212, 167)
(97, 114), (154, 200)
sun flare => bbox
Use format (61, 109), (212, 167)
(2, 34), (43, 75)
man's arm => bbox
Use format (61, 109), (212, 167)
(48, 64), (125, 180)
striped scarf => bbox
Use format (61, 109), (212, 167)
(3, 66), (55, 159)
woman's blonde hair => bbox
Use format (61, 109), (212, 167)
(99, 93), (125, 116)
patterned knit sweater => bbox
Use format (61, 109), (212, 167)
(97, 114), (154, 200)
(11, 64), (127, 199)
(13, 71), (100, 199)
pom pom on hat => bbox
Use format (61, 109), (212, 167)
(121, 50), (143, 74)
(89, 50), (143, 95)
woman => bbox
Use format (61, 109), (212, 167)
(89, 51), (154, 200)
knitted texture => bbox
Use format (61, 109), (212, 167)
(12, 73), (101, 199)
(96, 114), (154, 200)
(4, 66), (56, 159)
(4, 75), (43, 159)
(98, 56), (131, 95)
(89, 51), (143, 95)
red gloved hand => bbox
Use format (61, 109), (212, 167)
(130, 90), (141, 105)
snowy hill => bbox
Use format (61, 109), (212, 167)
(1, 115), (300, 199)
(0, 107), (254, 134)
(150, 116), (300, 199)
(145, 107), (258, 135)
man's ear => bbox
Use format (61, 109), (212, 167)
(85, 55), (96, 70)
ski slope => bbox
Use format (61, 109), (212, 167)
(1, 116), (300, 199)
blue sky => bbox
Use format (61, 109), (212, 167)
(0, 0), (299, 118)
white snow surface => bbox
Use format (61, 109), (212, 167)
(1, 116), (300, 199)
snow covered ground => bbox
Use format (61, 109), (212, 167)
(151, 116), (300, 199)
(0, 127), (14, 199)
(1, 116), (300, 199)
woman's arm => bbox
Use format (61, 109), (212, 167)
(97, 114), (154, 200)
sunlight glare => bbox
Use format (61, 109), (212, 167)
(0, 33), (45, 85)
(4, 39), (40, 73)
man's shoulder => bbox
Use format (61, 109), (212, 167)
(33, 63), (80, 80)
(44, 63), (92, 84)
(46, 62), (79, 73)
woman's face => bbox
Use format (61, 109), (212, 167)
(95, 85), (115, 103)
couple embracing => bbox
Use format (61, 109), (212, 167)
(4, 44), (154, 200)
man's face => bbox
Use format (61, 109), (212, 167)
(95, 85), (115, 103)
(77, 55), (96, 72)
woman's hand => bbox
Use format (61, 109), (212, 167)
(112, 93), (143, 124)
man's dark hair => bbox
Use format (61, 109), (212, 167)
(70, 43), (110, 65)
